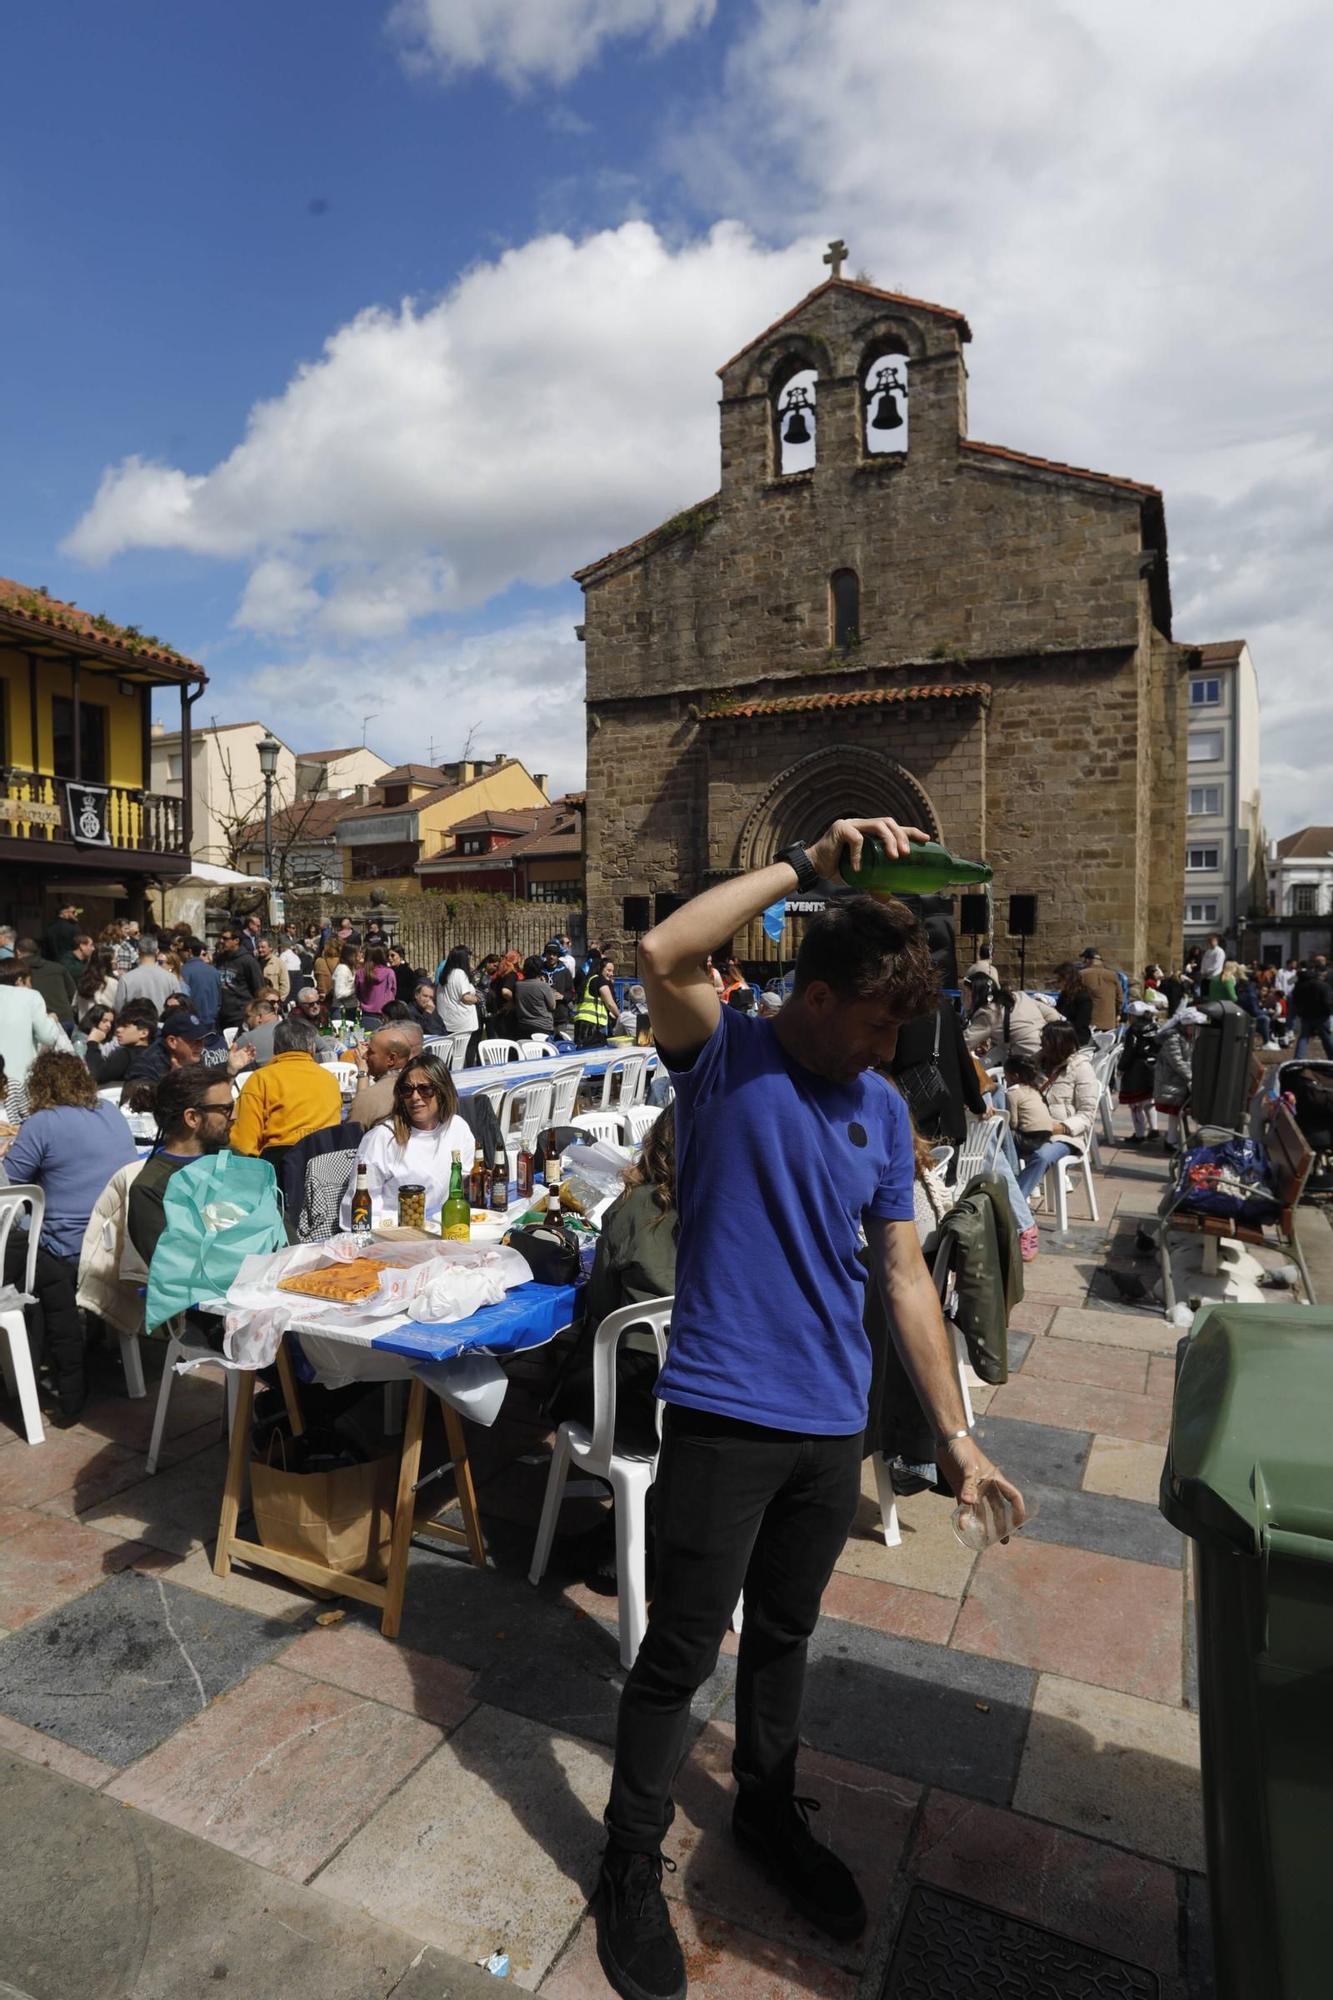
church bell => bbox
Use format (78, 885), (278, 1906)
(871, 389), (903, 431)
(784, 408), (812, 445)
(780, 382), (814, 447)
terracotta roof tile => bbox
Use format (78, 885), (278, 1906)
(961, 439), (1159, 498)
(296, 745), (363, 762)
(1193, 640), (1246, 663)
(705, 682), (991, 721)
(0, 574), (203, 677)
(715, 276), (971, 376)
(1276, 826), (1333, 859)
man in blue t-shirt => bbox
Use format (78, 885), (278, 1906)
(595, 816), (1025, 2000)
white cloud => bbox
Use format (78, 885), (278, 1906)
(66, 221), (814, 608)
(65, 0), (1333, 838)
(242, 616), (588, 798)
(665, 0), (1333, 835)
(388, 0), (715, 88)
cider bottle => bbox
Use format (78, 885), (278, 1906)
(838, 835), (992, 897)
(441, 1152), (471, 1241)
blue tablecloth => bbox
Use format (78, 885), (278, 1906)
(369, 1280), (578, 1363)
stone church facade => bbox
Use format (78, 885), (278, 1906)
(576, 267), (1187, 978)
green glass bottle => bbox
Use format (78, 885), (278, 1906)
(839, 836), (992, 898)
(441, 1151), (471, 1241)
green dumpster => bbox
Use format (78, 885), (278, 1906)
(1161, 1304), (1333, 2000)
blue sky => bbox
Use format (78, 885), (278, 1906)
(2, 1), (1329, 826)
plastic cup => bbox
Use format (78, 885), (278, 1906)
(950, 1478), (1038, 1552)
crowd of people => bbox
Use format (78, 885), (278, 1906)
(0, 907), (640, 1419)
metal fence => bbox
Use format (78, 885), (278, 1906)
(394, 902), (584, 971)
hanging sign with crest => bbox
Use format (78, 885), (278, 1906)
(64, 780), (112, 846)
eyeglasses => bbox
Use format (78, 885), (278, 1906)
(400, 1082), (436, 1098)
(201, 1100), (235, 1119)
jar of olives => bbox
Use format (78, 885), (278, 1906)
(397, 1183), (427, 1231)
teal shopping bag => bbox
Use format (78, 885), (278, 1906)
(146, 1152), (287, 1333)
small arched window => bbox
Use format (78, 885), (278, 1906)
(830, 568), (860, 649)
(774, 364), (817, 475)
(863, 351), (909, 456)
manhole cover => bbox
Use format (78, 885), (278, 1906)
(882, 1884), (1159, 1999)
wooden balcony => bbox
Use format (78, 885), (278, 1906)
(0, 767), (188, 871)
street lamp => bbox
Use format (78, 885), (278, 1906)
(257, 732), (281, 906)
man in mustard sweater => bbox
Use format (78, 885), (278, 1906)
(229, 1017), (341, 1157)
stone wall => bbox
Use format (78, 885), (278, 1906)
(579, 277), (1185, 978)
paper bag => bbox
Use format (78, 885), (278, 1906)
(250, 1438), (397, 1579)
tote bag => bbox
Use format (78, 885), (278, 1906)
(146, 1151), (288, 1332)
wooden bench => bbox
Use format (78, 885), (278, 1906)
(1158, 1097), (1316, 1313)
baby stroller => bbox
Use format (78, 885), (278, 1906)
(1273, 1058), (1333, 1193)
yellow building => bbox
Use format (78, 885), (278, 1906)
(0, 577), (206, 936)
(335, 756), (549, 898)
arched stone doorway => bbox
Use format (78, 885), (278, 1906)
(736, 744), (941, 874)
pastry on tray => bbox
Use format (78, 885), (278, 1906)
(276, 1257), (390, 1304)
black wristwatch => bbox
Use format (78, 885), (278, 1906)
(777, 842), (820, 892)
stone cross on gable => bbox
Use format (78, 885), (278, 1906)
(823, 238), (848, 281)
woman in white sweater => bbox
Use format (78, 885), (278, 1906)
(1015, 1020), (1102, 1199)
(340, 1052), (477, 1225)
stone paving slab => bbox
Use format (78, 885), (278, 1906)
(664, 1720), (918, 1972)
(0, 1425), (147, 1513)
(750, 1620), (1035, 1804)
(986, 1373), (1172, 1447)
(1018, 1478), (1183, 1569)
(0, 1751), (500, 2000)
(542, 1900), (858, 1998)
(969, 1413), (1093, 1492)
(838, 1476), (977, 1598)
(108, 1661), (443, 1882)
(0, 1508), (154, 1629)
(1013, 1672), (1204, 1871)
(280, 1616), (479, 1728)
(315, 1702), (613, 1990)
(952, 1539), (1184, 1705)
(0, 1707), (117, 1788)
(53, 1440), (234, 1553)
(1022, 1334), (1152, 1394)
(901, 1788), (1187, 1987)
(1047, 1303), (1179, 1354)
(0, 1568), (302, 1767)
(1084, 1435), (1170, 1506)
(819, 1570), (958, 1645)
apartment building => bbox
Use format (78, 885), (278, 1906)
(1181, 640), (1264, 950)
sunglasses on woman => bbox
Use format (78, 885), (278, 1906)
(399, 1081), (437, 1098)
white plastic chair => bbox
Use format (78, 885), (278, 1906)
(875, 1237), (974, 1548)
(326, 1060), (359, 1097)
(529, 1298), (672, 1668)
(1042, 1143), (1100, 1231)
(599, 1053), (652, 1110)
(572, 1110), (629, 1146)
(516, 1044), (548, 1062)
(546, 1061), (585, 1127)
(479, 1038), (518, 1065)
(0, 1185), (46, 1444)
(497, 1079), (554, 1153)
(450, 1032), (473, 1072)
(622, 1106), (661, 1147)
(954, 1114), (1005, 1185)
(146, 1328), (239, 1475)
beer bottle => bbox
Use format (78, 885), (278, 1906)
(350, 1164), (372, 1232)
(468, 1144), (488, 1209)
(517, 1139), (534, 1199)
(545, 1185), (562, 1224)
(530, 1130), (547, 1189)
(839, 836), (992, 897)
(442, 1153), (470, 1241)
(489, 1149), (509, 1212)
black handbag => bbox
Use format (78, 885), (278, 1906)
(896, 1011), (952, 1129)
(503, 1214), (583, 1285)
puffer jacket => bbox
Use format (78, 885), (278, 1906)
(1153, 1029), (1192, 1110)
(1042, 1049), (1101, 1146)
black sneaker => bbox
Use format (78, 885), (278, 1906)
(595, 1847), (686, 2000)
(733, 1793), (866, 1941)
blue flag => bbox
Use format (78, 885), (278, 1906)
(761, 898), (787, 944)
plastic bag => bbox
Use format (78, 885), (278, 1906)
(1173, 1135), (1282, 1225)
(146, 1152), (287, 1333)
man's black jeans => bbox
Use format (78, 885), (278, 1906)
(605, 1405), (863, 1853)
